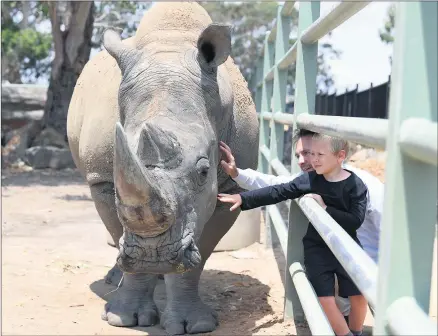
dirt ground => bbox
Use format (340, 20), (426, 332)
(0, 168), (306, 335)
(1, 167), (435, 335)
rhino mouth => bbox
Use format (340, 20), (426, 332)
(116, 226), (202, 274)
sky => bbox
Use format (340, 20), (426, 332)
(315, 1), (393, 93)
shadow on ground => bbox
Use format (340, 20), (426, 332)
(55, 193), (93, 201)
(90, 269), (274, 335)
(1, 168), (85, 187)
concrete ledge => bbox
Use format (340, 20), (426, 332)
(214, 208), (261, 251)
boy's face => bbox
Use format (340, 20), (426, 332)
(310, 138), (346, 175)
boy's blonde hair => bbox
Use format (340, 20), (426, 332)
(312, 133), (350, 157)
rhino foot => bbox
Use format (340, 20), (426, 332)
(102, 273), (158, 327)
(104, 264), (124, 286)
(160, 300), (218, 335)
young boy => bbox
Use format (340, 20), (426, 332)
(218, 134), (368, 336)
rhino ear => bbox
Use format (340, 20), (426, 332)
(197, 23), (232, 67)
(103, 28), (137, 73)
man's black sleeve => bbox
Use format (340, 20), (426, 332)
(325, 177), (368, 235)
(239, 173), (311, 211)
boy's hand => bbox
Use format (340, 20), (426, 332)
(219, 141), (238, 178)
(217, 193), (242, 211)
(304, 193), (327, 210)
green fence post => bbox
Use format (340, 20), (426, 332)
(269, 5), (291, 165)
(258, 34), (275, 248)
(258, 35), (275, 174)
(254, 58), (264, 113)
(374, 2), (438, 334)
(284, 1), (320, 323)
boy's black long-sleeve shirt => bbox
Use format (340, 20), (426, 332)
(239, 170), (368, 249)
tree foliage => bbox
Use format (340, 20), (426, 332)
(2, 1), (340, 92)
(1, 1), (151, 84)
(1, 1), (52, 83)
(91, 1), (151, 50)
(379, 4), (395, 45)
(199, 1), (340, 93)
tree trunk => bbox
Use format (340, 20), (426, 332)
(44, 1), (94, 140)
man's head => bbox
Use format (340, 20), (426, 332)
(292, 128), (316, 172)
(310, 133), (349, 175)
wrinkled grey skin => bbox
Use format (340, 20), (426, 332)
(67, 12), (258, 335)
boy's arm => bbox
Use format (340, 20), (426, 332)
(239, 173), (311, 210)
(233, 168), (302, 191)
(325, 180), (368, 235)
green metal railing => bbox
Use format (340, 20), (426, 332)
(251, 1), (437, 335)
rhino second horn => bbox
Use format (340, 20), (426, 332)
(114, 122), (151, 206)
(137, 123), (183, 168)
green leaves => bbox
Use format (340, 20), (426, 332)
(199, 1), (339, 93)
(379, 4), (395, 45)
(1, 1), (52, 83)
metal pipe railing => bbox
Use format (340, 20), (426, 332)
(290, 262), (335, 335)
(267, 205), (288, 255)
(297, 113), (388, 149)
(386, 297), (438, 335)
(399, 118), (438, 166)
(300, 1), (371, 44)
(298, 197), (378, 306)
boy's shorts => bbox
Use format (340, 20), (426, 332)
(304, 246), (361, 298)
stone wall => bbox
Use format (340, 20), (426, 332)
(1, 84), (75, 170)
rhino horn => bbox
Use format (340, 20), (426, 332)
(114, 122), (151, 206)
(137, 123), (183, 168)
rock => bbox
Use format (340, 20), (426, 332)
(24, 146), (76, 170)
(1, 120), (43, 169)
(1, 84), (46, 112)
(31, 127), (67, 148)
(3, 120), (42, 145)
(348, 148), (373, 163)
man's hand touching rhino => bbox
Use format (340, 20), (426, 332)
(219, 141), (238, 178)
(217, 193), (242, 211)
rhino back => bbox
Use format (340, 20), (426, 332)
(135, 2), (212, 49)
(67, 38), (136, 185)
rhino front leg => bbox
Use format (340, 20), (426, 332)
(161, 206), (240, 335)
(102, 273), (159, 327)
(90, 182), (125, 286)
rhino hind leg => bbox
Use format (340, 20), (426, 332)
(161, 205), (240, 335)
(102, 273), (159, 327)
(90, 183), (125, 286)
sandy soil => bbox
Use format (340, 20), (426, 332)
(1, 169), (308, 335)
(1, 166), (435, 335)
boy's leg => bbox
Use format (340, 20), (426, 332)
(348, 295), (368, 334)
(336, 264), (367, 335)
(319, 296), (352, 336)
(305, 251), (351, 336)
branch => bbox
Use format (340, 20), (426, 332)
(65, 2), (93, 65)
(95, 10), (122, 23)
(48, 2), (64, 80)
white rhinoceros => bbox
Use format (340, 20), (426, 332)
(67, 2), (259, 334)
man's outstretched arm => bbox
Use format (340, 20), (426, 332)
(234, 168), (302, 190)
(219, 141), (301, 191)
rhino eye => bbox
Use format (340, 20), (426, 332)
(196, 158), (210, 185)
